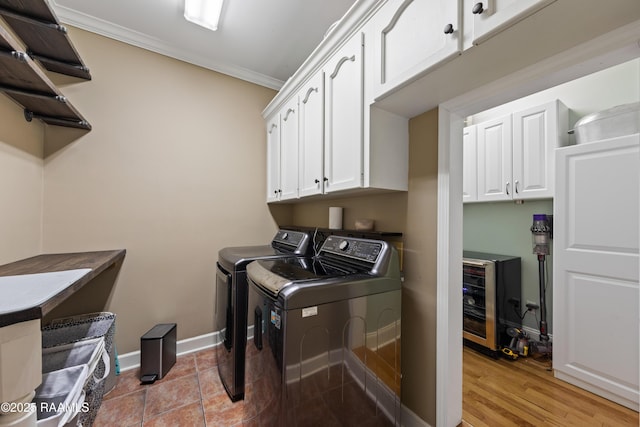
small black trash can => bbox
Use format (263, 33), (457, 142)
(140, 323), (177, 384)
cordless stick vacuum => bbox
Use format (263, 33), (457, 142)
(530, 214), (552, 355)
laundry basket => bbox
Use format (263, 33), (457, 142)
(34, 364), (88, 427)
(41, 312), (116, 427)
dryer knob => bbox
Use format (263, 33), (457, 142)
(339, 240), (349, 251)
(282, 232), (289, 240)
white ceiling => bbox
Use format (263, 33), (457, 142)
(50, 0), (356, 89)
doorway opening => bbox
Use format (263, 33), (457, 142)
(459, 58), (639, 425)
(436, 28), (640, 427)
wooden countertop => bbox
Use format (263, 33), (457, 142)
(0, 250), (126, 328)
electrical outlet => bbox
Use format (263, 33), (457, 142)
(526, 301), (539, 310)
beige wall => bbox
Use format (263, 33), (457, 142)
(0, 93), (43, 264)
(40, 28), (279, 354)
(286, 108), (439, 425)
(402, 109), (439, 425)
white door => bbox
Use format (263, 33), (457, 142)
(554, 134), (640, 411)
(512, 100), (560, 199)
(266, 116), (280, 202)
(471, 0), (556, 45)
(477, 115), (512, 201)
(298, 72), (325, 197)
(279, 98), (299, 201)
(373, 0), (460, 99)
(324, 32), (364, 193)
(462, 125), (478, 202)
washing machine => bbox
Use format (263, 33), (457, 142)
(244, 235), (402, 426)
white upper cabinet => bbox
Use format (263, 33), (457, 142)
(298, 71), (325, 198)
(469, 0), (556, 45)
(472, 99), (568, 203)
(372, 0), (461, 99)
(266, 116), (281, 203)
(512, 100), (567, 199)
(279, 97), (300, 201)
(477, 115), (513, 201)
(323, 32), (365, 193)
(462, 125), (478, 202)
(262, 2), (410, 203)
(265, 97), (300, 203)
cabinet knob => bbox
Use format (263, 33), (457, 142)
(443, 23), (454, 34)
(505, 182), (510, 196)
(472, 2), (484, 14)
(323, 177), (328, 182)
(314, 179), (320, 184)
(515, 180), (520, 194)
(278, 189), (282, 194)
(274, 190), (278, 195)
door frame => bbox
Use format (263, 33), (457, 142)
(435, 23), (640, 427)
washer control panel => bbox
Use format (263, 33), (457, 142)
(321, 236), (383, 263)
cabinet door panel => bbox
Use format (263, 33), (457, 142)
(462, 125), (477, 202)
(471, 0), (556, 45)
(512, 101), (557, 199)
(374, 0), (460, 99)
(554, 134), (639, 410)
(266, 117), (280, 202)
(279, 98), (299, 200)
(477, 116), (511, 201)
(324, 33), (364, 193)
(298, 72), (324, 197)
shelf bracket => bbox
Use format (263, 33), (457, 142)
(28, 51), (91, 80)
(0, 49), (28, 62)
(24, 109), (91, 130)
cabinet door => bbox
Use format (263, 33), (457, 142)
(266, 116), (281, 202)
(470, 0), (556, 45)
(512, 100), (565, 200)
(279, 98), (299, 200)
(324, 33), (364, 193)
(373, 0), (460, 99)
(477, 116), (512, 201)
(462, 125), (478, 202)
(298, 72), (325, 197)
(554, 134), (639, 411)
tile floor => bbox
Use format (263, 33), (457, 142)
(95, 348), (243, 427)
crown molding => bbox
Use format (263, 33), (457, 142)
(50, 1), (285, 90)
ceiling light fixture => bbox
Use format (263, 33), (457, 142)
(184, 0), (224, 31)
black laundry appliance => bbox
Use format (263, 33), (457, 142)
(215, 229), (313, 401)
(243, 235), (402, 426)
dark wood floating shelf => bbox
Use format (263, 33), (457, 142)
(0, 249), (126, 328)
(0, 24), (91, 130)
(0, 0), (91, 80)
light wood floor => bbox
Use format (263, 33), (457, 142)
(462, 346), (639, 426)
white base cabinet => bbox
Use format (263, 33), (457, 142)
(0, 320), (41, 427)
(553, 133), (640, 411)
